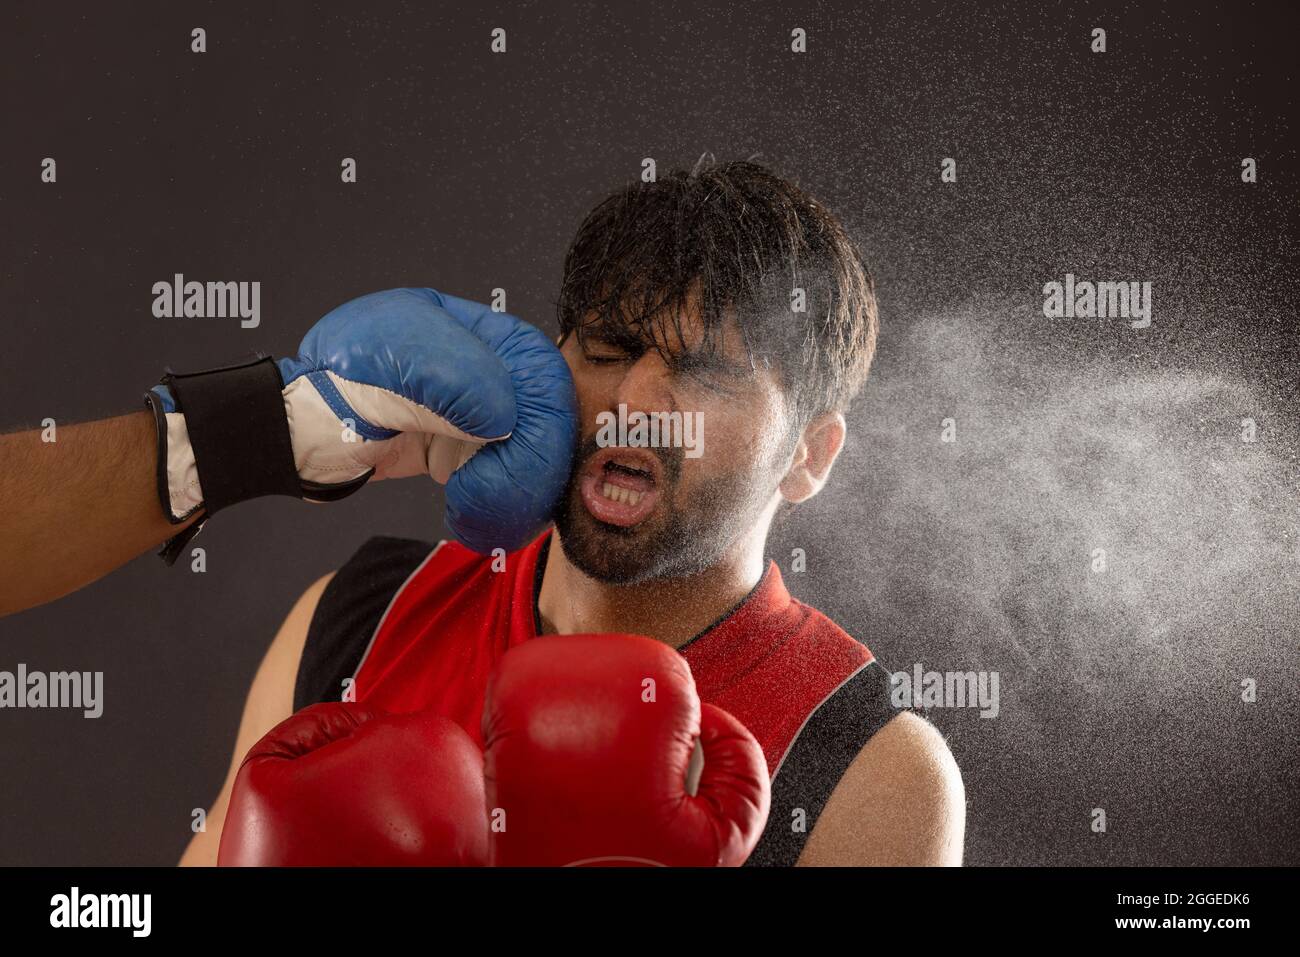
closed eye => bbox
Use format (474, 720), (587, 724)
(584, 346), (747, 388)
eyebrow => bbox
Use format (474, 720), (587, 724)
(667, 350), (751, 379)
(583, 326), (645, 352)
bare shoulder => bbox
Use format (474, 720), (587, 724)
(177, 570), (335, 866)
(796, 711), (966, 866)
(257, 570), (336, 692)
(232, 568), (338, 758)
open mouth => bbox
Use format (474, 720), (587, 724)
(578, 446), (663, 528)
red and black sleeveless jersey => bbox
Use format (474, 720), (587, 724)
(295, 530), (899, 866)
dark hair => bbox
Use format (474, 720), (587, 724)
(556, 157), (878, 428)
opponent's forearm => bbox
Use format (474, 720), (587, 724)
(0, 412), (197, 616)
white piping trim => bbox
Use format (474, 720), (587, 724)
(767, 660), (877, 782)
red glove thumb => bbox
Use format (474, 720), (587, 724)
(685, 703), (772, 866)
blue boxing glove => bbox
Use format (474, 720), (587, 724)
(145, 288), (578, 563)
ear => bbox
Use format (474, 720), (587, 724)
(778, 412), (846, 504)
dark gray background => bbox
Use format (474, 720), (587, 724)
(1, 0), (1296, 865)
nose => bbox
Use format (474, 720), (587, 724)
(608, 350), (676, 417)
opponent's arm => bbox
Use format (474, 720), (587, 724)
(796, 711), (966, 866)
(0, 413), (200, 616)
(178, 571), (333, 866)
(1, 287), (577, 620)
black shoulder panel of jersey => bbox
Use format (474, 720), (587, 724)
(744, 657), (899, 866)
(292, 536), (436, 713)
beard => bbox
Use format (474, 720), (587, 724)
(553, 435), (779, 585)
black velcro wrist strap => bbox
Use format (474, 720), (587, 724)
(161, 355), (301, 514)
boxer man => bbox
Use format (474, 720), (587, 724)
(189, 159), (965, 866)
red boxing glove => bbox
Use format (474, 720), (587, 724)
(218, 703), (488, 867)
(482, 633), (770, 866)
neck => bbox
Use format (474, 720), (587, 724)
(537, 528), (769, 649)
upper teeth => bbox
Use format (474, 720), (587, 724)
(602, 483), (643, 506)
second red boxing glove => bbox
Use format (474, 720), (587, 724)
(218, 703), (489, 867)
(482, 633), (771, 867)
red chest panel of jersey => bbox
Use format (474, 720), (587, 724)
(352, 531), (874, 775)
